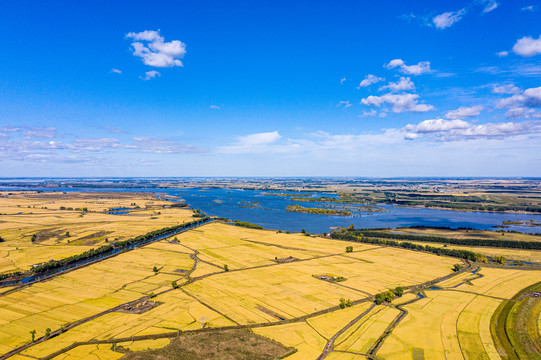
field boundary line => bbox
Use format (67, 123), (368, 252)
(316, 303), (377, 360)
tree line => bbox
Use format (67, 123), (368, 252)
(347, 230), (541, 250)
(31, 217), (211, 274)
(331, 231), (486, 262)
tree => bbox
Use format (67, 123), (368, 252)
(346, 246), (353, 253)
(394, 286), (404, 297)
(65, 232), (70, 237)
(30, 330), (36, 342)
(45, 328), (51, 339)
(171, 280), (178, 289)
(452, 264), (462, 272)
(224, 264), (229, 272)
(494, 256), (506, 264)
(301, 229), (306, 234)
(153, 266), (159, 274)
(339, 298), (346, 309)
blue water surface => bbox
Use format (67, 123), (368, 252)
(2, 186), (541, 234)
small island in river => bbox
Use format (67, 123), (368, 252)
(286, 205), (352, 216)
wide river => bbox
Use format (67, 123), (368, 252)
(2, 186), (541, 234)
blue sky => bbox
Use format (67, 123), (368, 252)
(1, 0), (540, 177)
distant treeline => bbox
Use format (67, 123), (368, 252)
(331, 231), (484, 262)
(31, 217), (211, 274)
(398, 225), (476, 230)
(345, 229), (541, 250)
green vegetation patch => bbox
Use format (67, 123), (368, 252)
(118, 329), (295, 360)
(490, 282), (541, 360)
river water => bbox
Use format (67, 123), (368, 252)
(2, 186), (541, 234)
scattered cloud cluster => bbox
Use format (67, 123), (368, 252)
(495, 86), (541, 118)
(409, 1), (498, 31)
(361, 93), (434, 113)
(402, 118), (541, 140)
(126, 30), (186, 68)
(0, 126), (205, 164)
(357, 60), (433, 114)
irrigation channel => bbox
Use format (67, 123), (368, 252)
(0, 217), (214, 288)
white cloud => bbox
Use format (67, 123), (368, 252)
(379, 77), (415, 92)
(111, 68), (122, 74)
(445, 105), (484, 120)
(403, 118), (541, 140)
(359, 74), (385, 87)
(238, 131), (281, 146)
(404, 119), (470, 134)
(337, 100), (352, 108)
(210, 105), (221, 110)
(140, 70), (160, 81)
(432, 9), (466, 29)
(361, 93), (434, 113)
(521, 5), (535, 12)
(496, 51), (508, 57)
(385, 59), (431, 75)
(126, 30), (186, 68)
(512, 35), (541, 57)
(379, 112), (388, 118)
(492, 83), (520, 95)
(480, 0), (498, 13)
(219, 131), (301, 154)
(340, 77), (346, 85)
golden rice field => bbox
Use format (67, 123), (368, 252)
(0, 192), (194, 274)
(0, 221), (540, 360)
